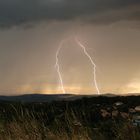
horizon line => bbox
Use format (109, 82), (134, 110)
(0, 92), (140, 97)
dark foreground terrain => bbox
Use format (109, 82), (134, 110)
(0, 95), (140, 140)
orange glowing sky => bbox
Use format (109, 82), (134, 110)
(0, 1), (140, 95)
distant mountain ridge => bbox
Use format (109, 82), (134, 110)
(0, 94), (85, 102)
(0, 93), (139, 103)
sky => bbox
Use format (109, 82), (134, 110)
(0, 0), (140, 95)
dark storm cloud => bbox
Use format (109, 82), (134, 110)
(0, 0), (140, 28)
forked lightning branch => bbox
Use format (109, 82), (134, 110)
(55, 37), (101, 95)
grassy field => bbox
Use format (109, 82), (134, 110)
(0, 96), (140, 140)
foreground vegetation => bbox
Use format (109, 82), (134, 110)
(0, 95), (140, 140)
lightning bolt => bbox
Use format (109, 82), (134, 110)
(75, 37), (100, 95)
(55, 37), (101, 95)
(55, 40), (66, 94)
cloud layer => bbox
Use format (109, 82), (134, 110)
(0, 0), (140, 27)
